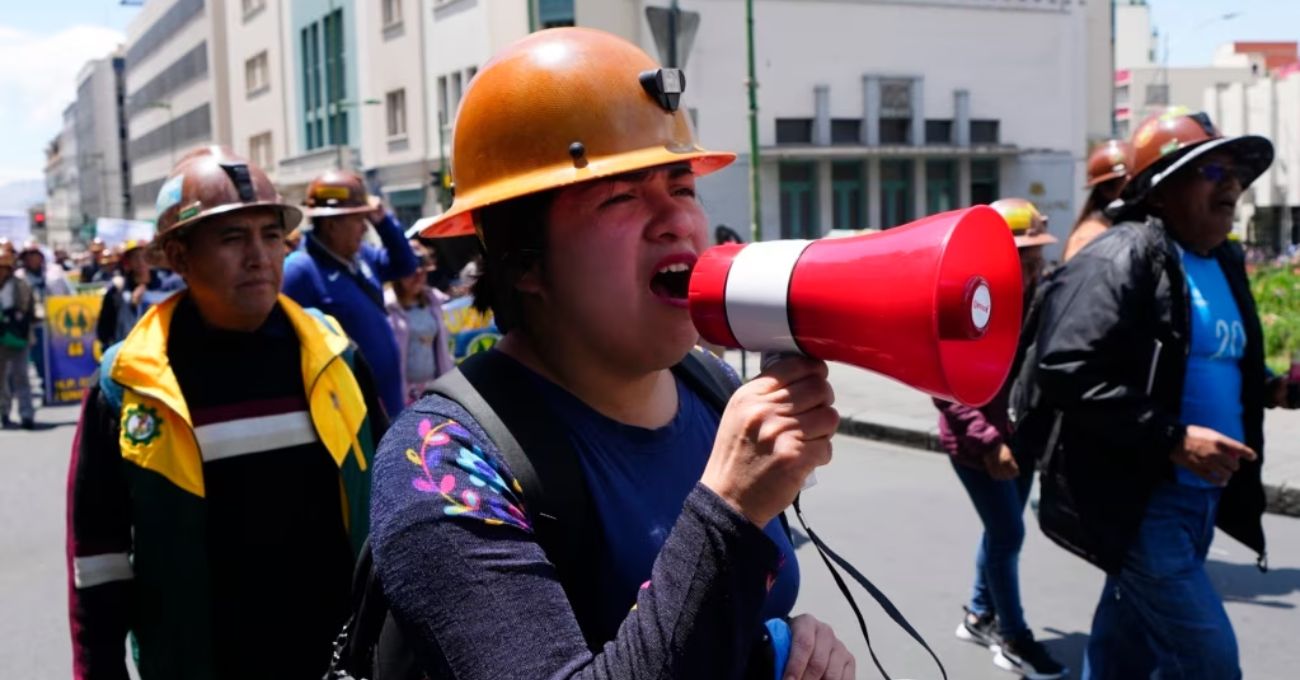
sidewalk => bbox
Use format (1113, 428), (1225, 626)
(724, 352), (1300, 518)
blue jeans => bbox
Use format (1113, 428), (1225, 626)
(951, 457), (1034, 639)
(1082, 481), (1239, 680)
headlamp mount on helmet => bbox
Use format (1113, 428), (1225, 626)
(640, 68), (685, 112)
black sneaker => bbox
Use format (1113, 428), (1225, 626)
(20, 418), (35, 430)
(955, 606), (998, 649)
(994, 632), (1068, 679)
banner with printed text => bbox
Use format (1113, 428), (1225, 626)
(43, 293), (104, 405)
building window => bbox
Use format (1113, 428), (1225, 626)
(971, 120), (1000, 145)
(880, 159), (914, 228)
(245, 51), (270, 97)
(301, 8), (348, 151)
(382, 0), (402, 28)
(242, 0), (265, 19)
(831, 119), (861, 145)
(536, 0), (575, 29)
(925, 119), (953, 145)
(970, 159), (1000, 205)
(386, 89), (407, 138)
(779, 162), (818, 239)
(467, 66), (478, 82)
(831, 161), (865, 230)
(775, 118), (813, 145)
(879, 119), (910, 145)
(1145, 83), (1169, 106)
(450, 71), (463, 118)
(925, 160), (957, 214)
(249, 131), (273, 170)
(437, 75), (449, 128)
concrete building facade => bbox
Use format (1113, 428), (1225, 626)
(43, 105), (82, 247)
(357, 0), (436, 227)
(1205, 62), (1300, 252)
(122, 0), (232, 221)
(74, 55), (132, 227)
(223, 0), (297, 189)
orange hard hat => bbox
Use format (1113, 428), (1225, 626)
(304, 170), (379, 218)
(154, 148), (302, 236)
(1124, 107), (1272, 200)
(1085, 139), (1132, 187)
(421, 27), (735, 239)
(989, 198), (1057, 249)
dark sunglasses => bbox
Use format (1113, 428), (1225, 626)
(1196, 162), (1252, 185)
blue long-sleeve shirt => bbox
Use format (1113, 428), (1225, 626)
(282, 212), (417, 417)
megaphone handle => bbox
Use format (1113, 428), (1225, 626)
(760, 351), (819, 491)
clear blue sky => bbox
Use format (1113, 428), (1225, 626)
(2, 0), (1298, 183)
(1148, 0), (1300, 67)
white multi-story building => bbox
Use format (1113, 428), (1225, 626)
(223, 0), (295, 189)
(74, 55), (132, 225)
(1115, 0), (1157, 71)
(123, 0), (232, 221)
(654, 0), (1100, 251)
(1205, 56), (1300, 252)
(357, 0), (436, 227)
(44, 105), (82, 246)
(414, 0), (1104, 255)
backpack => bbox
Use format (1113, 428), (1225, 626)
(324, 347), (758, 679)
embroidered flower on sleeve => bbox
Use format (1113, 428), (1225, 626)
(406, 418), (531, 530)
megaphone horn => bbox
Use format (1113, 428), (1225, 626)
(689, 206), (1023, 407)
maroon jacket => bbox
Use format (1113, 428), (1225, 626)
(933, 381), (1012, 471)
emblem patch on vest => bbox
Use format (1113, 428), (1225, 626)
(123, 405), (162, 446)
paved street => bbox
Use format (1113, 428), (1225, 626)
(4, 403), (1300, 678)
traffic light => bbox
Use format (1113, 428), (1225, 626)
(33, 211), (46, 227)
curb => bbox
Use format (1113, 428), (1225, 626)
(837, 416), (1300, 519)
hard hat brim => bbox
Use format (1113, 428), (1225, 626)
(171, 201), (305, 235)
(306, 195), (382, 218)
(1014, 233), (1059, 248)
(1126, 134), (1274, 201)
(421, 147), (737, 238)
(1085, 170), (1127, 188)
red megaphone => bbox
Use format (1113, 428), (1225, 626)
(689, 206), (1022, 406)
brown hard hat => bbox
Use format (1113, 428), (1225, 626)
(89, 237), (106, 253)
(990, 198), (1057, 249)
(19, 240), (43, 256)
(304, 170), (378, 218)
(155, 149), (302, 236)
(421, 27), (735, 239)
(0, 242), (14, 268)
(1124, 107), (1273, 200)
(1085, 139), (1132, 187)
(0, 238), (14, 257)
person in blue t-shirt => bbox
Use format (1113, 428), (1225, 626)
(1033, 109), (1300, 680)
(282, 170), (417, 418)
(368, 29), (852, 680)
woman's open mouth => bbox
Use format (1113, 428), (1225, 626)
(650, 254), (696, 308)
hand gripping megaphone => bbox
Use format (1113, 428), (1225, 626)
(689, 206), (1023, 407)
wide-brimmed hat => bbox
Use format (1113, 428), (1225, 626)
(1123, 108), (1273, 202)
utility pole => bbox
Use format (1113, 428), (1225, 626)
(745, 0), (761, 243)
(668, 0), (679, 68)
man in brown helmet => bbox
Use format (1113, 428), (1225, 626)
(283, 170), (417, 416)
(66, 148), (387, 680)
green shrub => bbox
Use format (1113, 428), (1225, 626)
(1250, 265), (1300, 374)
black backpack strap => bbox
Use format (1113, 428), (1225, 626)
(427, 351), (606, 648)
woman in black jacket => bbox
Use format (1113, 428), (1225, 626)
(1029, 108), (1297, 679)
